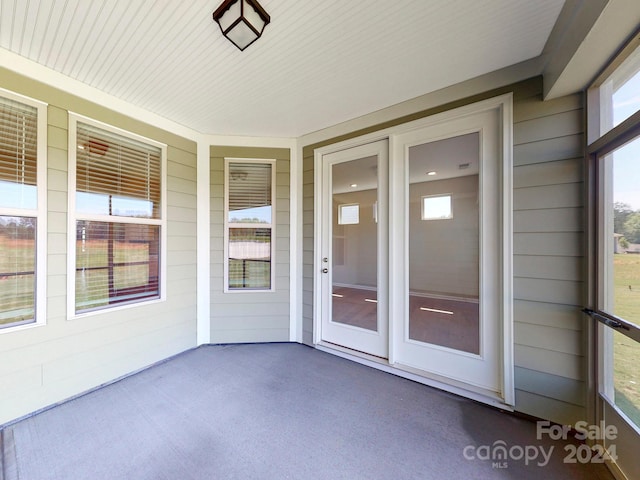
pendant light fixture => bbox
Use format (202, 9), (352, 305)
(213, 0), (271, 51)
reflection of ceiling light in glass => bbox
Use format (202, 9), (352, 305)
(427, 171), (436, 176)
(350, 183), (358, 187)
(420, 306), (454, 315)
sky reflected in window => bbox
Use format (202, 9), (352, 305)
(0, 181), (37, 210)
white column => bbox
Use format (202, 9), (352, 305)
(196, 138), (211, 345)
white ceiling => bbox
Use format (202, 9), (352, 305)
(0, 0), (566, 138)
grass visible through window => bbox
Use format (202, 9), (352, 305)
(613, 254), (640, 427)
(0, 218), (35, 327)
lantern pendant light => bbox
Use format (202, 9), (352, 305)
(213, 0), (271, 51)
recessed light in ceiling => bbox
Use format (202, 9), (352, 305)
(427, 171), (437, 176)
(350, 183), (358, 188)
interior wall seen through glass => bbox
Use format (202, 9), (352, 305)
(408, 133), (480, 354)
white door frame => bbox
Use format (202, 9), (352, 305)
(313, 94), (514, 407)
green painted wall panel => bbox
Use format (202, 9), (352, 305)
(300, 77), (589, 426)
(209, 146), (291, 343)
(0, 70), (198, 426)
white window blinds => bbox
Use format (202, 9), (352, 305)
(76, 122), (161, 219)
(0, 97), (38, 209)
(228, 162), (272, 221)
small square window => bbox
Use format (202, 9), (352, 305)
(422, 195), (452, 220)
(338, 204), (359, 225)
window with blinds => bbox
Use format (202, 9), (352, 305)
(76, 123), (161, 219)
(0, 94), (40, 330)
(0, 97), (37, 209)
(72, 118), (164, 314)
(225, 159), (275, 291)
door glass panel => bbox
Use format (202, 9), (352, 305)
(604, 135), (640, 427)
(331, 156), (378, 331)
(408, 133), (480, 354)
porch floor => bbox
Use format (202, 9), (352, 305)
(1, 343), (613, 479)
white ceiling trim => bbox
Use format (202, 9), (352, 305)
(299, 57), (542, 148)
(0, 47), (295, 149)
(0, 47), (199, 140)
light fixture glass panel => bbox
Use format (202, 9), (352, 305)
(243, 0), (266, 32)
(227, 21), (258, 50)
(218, 1), (241, 31)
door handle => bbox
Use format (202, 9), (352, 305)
(322, 268), (329, 274)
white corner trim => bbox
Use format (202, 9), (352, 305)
(500, 93), (515, 407)
(197, 138), (211, 345)
(312, 147), (323, 346)
(290, 139), (301, 342)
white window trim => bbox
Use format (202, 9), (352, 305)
(66, 113), (167, 320)
(0, 88), (47, 334)
(586, 35), (640, 470)
(421, 194), (453, 221)
(588, 54), (640, 389)
(224, 157), (276, 293)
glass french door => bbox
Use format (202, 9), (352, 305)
(316, 97), (512, 404)
(319, 140), (388, 358)
(389, 107), (509, 400)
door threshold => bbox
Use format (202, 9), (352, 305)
(318, 341), (388, 363)
(316, 342), (513, 412)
